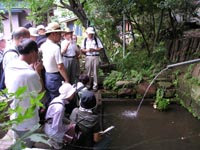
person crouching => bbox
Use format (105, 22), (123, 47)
(44, 82), (76, 149)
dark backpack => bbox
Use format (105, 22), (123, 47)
(0, 49), (19, 90)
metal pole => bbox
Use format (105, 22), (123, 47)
(123, 13), (126, 58)
(167, 59), (200, 68)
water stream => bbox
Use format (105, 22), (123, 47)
(122, 58), (200, 118)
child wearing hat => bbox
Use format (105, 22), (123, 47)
(44, 82), (76, 149)
(70, 90), (108, 150)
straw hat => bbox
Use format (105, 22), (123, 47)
(65, 27), (73, 33)
(59, 82), (76, 99)
(29, 27), (39, 37)
(80, 91), (97, 109)
(86, 27), (95, 34)
(45, 22), (66, 34)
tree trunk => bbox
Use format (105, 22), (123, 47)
(59, 0), (110, 64)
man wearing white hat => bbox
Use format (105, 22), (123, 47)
(40, 22), (69, 103)
(81, 27), (103, 91)
(36, 24), (46, 48)
(28, 27), (39, 41)
(61, 27), (80, 84)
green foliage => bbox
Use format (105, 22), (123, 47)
(183, 64), (200, 86)
(130, 70), (143, 84)
(11, 124), (49, 150)
(0, 87), (47, 150)
(25, 0), (54, 24)
(103, 70), (123, 91)
(154, 88), (170, 110)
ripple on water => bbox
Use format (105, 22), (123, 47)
(122, 110), (137, 118)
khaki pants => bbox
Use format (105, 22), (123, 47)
(85, 56), (99, 89)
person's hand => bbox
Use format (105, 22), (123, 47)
(93, 132), (103, 142)
(89, 48), (96, 52)
(32, 61), (44, 74)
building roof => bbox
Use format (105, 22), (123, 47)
(59, 17), (78, 23)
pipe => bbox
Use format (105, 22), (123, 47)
(167, 58), (200, 68)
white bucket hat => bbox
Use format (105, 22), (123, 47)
(29, 27), (39, 37)
(86, 27), (95, 34)
(45, 22), (66, 34)
(36, 25), (45, 31)
(59, 82), (76, 99)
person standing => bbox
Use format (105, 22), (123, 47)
(40, 22), (69, 102)
(0, 27), (30, 89)
(36, 25), (47, 48)
(72, 34), (81, 79)
(0, 33), (6, 62)
(3, 27), (30, 69)
(29, 27), (39, 41)
(61, 28), (79, 84)
(81, 27), (103, 91)
(5, 39), (43, 148)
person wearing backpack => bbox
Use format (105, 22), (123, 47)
(69, 90), (111, 150)
(81, 27), (103, 91)
(0, 27), (30, 89)
(44, 82), (76, 150)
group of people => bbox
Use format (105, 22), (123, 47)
(0, 21), (108, 149)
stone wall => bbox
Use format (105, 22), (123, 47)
(176, 64), (200, 118)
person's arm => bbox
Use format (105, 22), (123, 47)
(57, 63), (69, 82)
(89, 47), (102, 52)
(32, 61), (44, 92)
(81, 47), (90, 54)
(90, 38), (103, 52)
(61, 40), (70, 55)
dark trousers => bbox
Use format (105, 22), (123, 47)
(45, 72), (64, 103)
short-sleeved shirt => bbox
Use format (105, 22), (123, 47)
(61, 40), (78, 57)
(81, 37), (103, 56)
(3, 43), (19, 69)
(40, 39), (63, 73)
(5, 59), (42, 131)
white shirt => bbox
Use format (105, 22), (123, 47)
(40, 39), (63, 73)
(61, 40), (78, 57)
(5, 59), (42, 131)
(81, 37), (103, 56)
(3, 43), (19, 69)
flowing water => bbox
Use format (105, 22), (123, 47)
(122, 67), (169, 118)
(124, 58), (200, 118)
(101, 59), (200, 149)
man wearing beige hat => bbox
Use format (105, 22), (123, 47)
(61, 27), (80, 84)
(40, 22), (69, 102)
